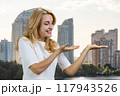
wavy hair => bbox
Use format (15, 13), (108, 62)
(16, 8), (59, 53)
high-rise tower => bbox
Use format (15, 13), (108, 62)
(12, 8), (36, 63)
(0, 39), (13, 62)
(57, 18), (74, 64)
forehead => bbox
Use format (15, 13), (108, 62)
(41, 14), (53, 22)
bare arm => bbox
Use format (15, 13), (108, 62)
(30, 43), (107, 76)
(64, 44), (108, 76)
(29, 44), (69, 75)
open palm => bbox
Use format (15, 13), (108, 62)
(64, 45), (80, 51)
(88, 44), (108, 50)
(59, 44), (79, 52)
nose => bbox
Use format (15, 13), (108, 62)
(49, 24), (54, 30)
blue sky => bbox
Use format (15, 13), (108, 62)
(0, 0), (120, 57)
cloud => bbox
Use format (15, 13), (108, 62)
(94, 0), (120, 12)
(116, 3), (120, 12)
(56, 0), (120, 12)
(56, 0), (93, 11)
(0, 9), (6, 14)
(0, 6), (14, 14)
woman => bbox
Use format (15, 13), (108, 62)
(16, 8), (108, 80)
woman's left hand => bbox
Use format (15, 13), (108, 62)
(87, 44), (108, 50)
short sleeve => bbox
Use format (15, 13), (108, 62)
(18, 37), (39, 68)
(58, 53), (71, 71)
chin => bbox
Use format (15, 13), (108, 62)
(47, 35), (52, 37)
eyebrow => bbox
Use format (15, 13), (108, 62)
(44, 21), (53, 23)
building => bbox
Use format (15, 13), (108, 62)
(91, 29), (118, 68)
(91, 29), (105, 65)
(93, 38), (114, 67)
(57, 18), (74, 64)
(12, 8), (36, 63)
(113, 51), (120, 68)
(0, 39), (13, 62)
(83, 51), (92, 64)
(104, 28), (118, 51)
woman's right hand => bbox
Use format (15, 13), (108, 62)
(57, 44), (80, 53)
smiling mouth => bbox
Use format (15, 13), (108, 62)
(46, 30), (52, 34)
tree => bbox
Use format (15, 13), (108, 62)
(0, 66), (8, 79)
(0, 60), (23, 80)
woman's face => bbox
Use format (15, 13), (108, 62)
(39, 14), (54, 41)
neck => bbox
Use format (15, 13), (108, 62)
(38, 39), (45, 42)
(39, 36), (45, 42)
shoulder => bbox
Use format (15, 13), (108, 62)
(18, 36), (32, 47)
(19, 36), (29, 42)
(19, 37), (30, 43)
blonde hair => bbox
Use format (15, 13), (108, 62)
(16, 8), (59, 53)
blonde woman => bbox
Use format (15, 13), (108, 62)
(16, 8), (108, 80)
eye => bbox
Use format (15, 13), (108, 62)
(44, 23), (48, 25)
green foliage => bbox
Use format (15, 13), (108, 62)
(101, 64), (116, 75)
(55, 63), (120, 79)
(55, 64), (101, 79)
(97, 63), (101, 69)
(55, 65), (70, 80)
(0, 66), (8, 79)
(76, 64), (100, 76)
(0, 60), (23, 80)
(1, 60), (120, 80)
(102, 66), (112, 74)
(112, 69), (120, 75)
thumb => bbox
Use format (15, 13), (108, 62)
(61, 43), (69, 48)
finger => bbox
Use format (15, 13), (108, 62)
(96, 46), (108, 49)
(76, 45), (80, 48)
(71, 45), (80, 48)
(100, 46), (108, 48)
(62, 43), (69, 48)
(72, 46), (79, 49)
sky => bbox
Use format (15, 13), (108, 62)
(0, 0), (120, 57)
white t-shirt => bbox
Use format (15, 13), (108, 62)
(18, 37), (71, 80)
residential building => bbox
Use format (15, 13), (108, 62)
(0, 39), (13, 62)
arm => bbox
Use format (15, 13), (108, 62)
(19, 37), (69, 75)
(63, 45), (90, 76)
(63, 44), (108, 76)
(30, 49), (60, 75)
(29, 44), (69, 75)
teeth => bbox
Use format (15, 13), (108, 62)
(47, 31), (50, 32)
(46, 31), (52, 34)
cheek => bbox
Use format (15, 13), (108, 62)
(39, 27), (47, 35)
(40, 26), (45, 32)
(41, 25), (47, 31)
